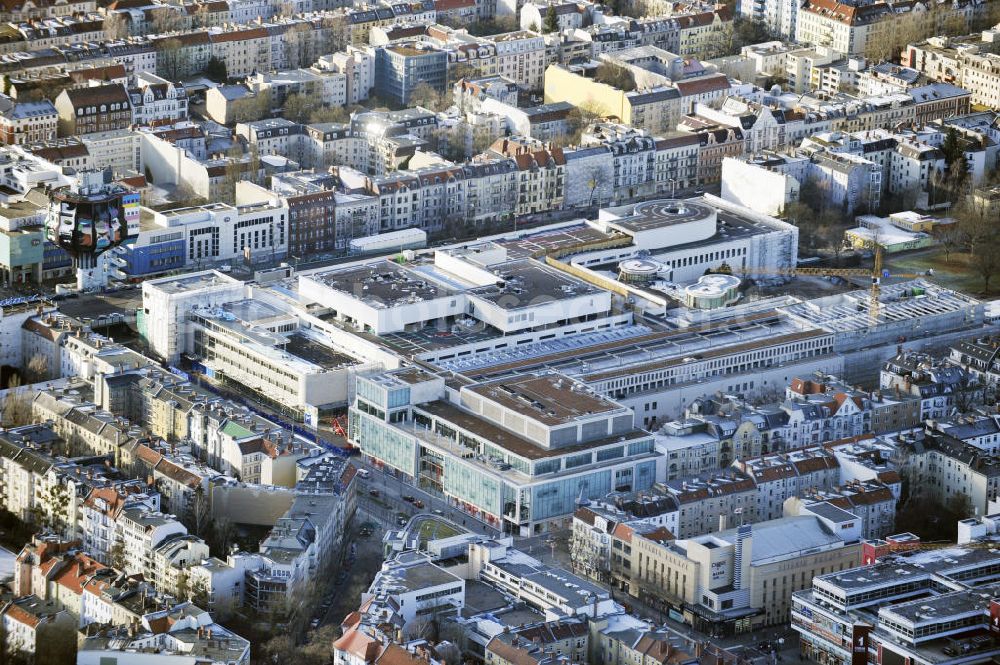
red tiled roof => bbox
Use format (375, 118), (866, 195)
(146, 615), (175, 634)
(333, 627), (381, 661)
(63, 83), (129, 108)
(154, 458), (201, 488)
(675, 74), (730, 97)
(830, 393), (865, 414)
(789, 378), (826, 395)
(639, 526), (675, 543)
(83, 486), (132, 518)
(376, 644), (428, 665)
(69, 64), (127, 84)
(152, 32), (210, 47)
(4, 604), (40, 629)
(135, 444), (163, 467)
(877, 470), (901, 484)
(117, 174), (147, 188)
(434, 0), (475, 10)
(611, 522), (633, 543)
(52, 554), (107, 595)
(209, 27), (268, 42)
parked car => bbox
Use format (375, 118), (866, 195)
(413, 500), (424, 509)
(402, 495), (415, 503)
(369, 489), (380, 497)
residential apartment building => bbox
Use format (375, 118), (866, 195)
(493, 30), (547, 90)
(247, 68), (347, 110)
(0, 100), (57, 145)
(661, 473), (758, 538)
(733, 447), (841, 521)
(128, 72), (188, 126)
(544, 62), (732, 135)
(905, 32), (1000, 109)
(0, 595), (75, 662)
(880, 351), (971, 420)
(950, 334), (1000, 385)
(889, 429), (1000, 517)
(490, 137), (566, 216)
(53, 84), (132, 136)
(316, 46), (376, 105)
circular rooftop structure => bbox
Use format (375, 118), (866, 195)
(684, 274), (741, 309)
(618, 258), (664, 283)
(608, 199), (717, 248)
(631, 200), (714, 225)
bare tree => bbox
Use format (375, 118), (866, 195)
(937, 223), (965, 264)
(149, 6), (187, 34)
(175, 569), (191, 601)
(103, 12), (131, 40)
(282, 93), (313, 123)
(189, 577), (210, 609)
(208, 516), (236, 556)
(586, 163), (612, 207)
(231, 90), (271, 124)
(1, 382), (33, 428)
(409, 82), (446, 112)
(320, 14), (348, 53)
(402, 615), (435, 641)
(190, 3), (212, 28)
(221, 143), (246, 204)
(283, 23), (313, 70)
(23, 353), (48, 384)
(156, 38), (190, 82)
(956, 194), (1000, 294)
(308, 104), (350, 124)
(187, 484), (210, 537)
(44, 481), (71, 537)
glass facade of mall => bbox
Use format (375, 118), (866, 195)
(349, 373), (661, 534)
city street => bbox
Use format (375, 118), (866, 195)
(344, 460), (803, 660)
(354, 461), (501, 537)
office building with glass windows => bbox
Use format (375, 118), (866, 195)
(348, 367), (661, 535)
(792, 546), (1000, 665)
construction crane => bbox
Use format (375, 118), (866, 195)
(729, 244), (931, 324)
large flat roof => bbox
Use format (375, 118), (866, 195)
(881, 583), (1000, 625)
(311, 260), (455, 308)
(145, 271), (240, 295)
(283, 333), (356, 370)
(493, 224), (623, 260)
(714, 515), (849, 565)
(446, 311), (811, 378)
(415, 400), (647, 461)
(468, 260), (601, 310)
(466, 374), (621, 426)
(608, 199), (715, 234)
(780, 280), (979, 331)
(355, 320), (500, 355)
(816, 546), (1000, 592)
